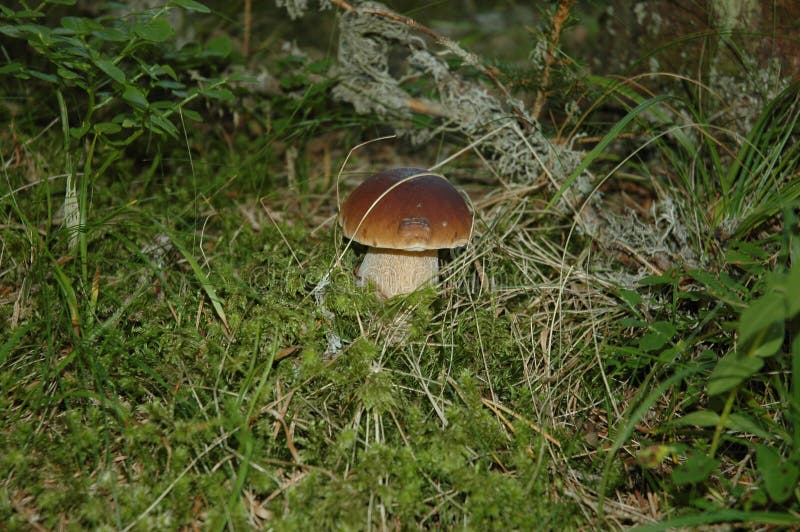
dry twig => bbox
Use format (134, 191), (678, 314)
(532, 0), (575, 120)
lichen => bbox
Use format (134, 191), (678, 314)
(332, 2), (584, 187)
(708, 54), (788, 135)
(275, 0), (331, 20)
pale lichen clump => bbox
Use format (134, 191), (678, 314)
(331, 1), (585, 186)
(275, 0), (332, 20)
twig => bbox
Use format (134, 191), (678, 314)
(532, 0), (574, 120)
(406, 97), (446, 117)
(243, 0), (252, 57)
(481, 399), (515, 440)
(329, 0), (353, 9)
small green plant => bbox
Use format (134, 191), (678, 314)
(1, 0), (233, 255)
(578, 26), (800, 524)
(1, 0), (234, 319)
(602, 208), (800, 524)
(0, 0), (235, 481)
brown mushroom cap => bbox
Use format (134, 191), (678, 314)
(340, 168), (473, 251)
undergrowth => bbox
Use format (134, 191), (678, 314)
(2, 1), (799, 530)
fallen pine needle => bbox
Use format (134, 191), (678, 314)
(481, 398), (561, 447)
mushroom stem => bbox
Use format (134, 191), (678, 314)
(357, 248), (439, 298)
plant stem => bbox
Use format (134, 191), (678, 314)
(709, 387), (737, 458)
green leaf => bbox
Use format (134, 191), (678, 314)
(738, 292), (785, 358)
(794, 320), (800, 453)
(617, 288), (643, 308)
(726, 413), (772, 439)
(92, 28), (128, 42)
(631, 510), (800, 531)
(652, 321), (677, 338)
(27, 70), (58, 84)
(167, 234), (230, 333)
(0, 62), (23, 74)
(94, 122), (122, 134)
(61, 16), (102, 35)
(180, 108), (203, 122)
(756, 444), (799, 503)
(154, 79), (186, 90)
(785, 261), (800, 318)
(671, 410), (720, 427)
(169, 0), (211, 12)
(639, 321), (676, 352)
(202, 87), (234, 101)
(56, 67), (80, 80)
(0, 23), (49, 39)
(0, 25), (20, 38)
(668, 411), (772, 438)
(671, 451), (719, 485)
(46, 0), (76, 4)
(122, 85), (148, 109)
(159, 64), (178, 80)
(134, 17), (174, 42)
(308, 58), (333, 74)
(639, 331), (669, 352)
(69, 123), (90, 139)
(94, 59), (126, 84)
(155, 80), (185, 90)
(688, 269), (744, 306)
(707, 352), (763, 395)
(147, 113), (179, 139)
(725, 240), (770, 265)
(205, 35), (232, 57)
(619, 317), (646, 328)
(657, 346), (681, 363)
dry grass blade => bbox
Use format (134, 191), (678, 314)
(481, 397), (561, 447)
(260, 197), (302, 268)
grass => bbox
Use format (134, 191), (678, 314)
(2, 1), (800, 530)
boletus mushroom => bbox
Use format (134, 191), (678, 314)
(339, 167), (473, 298)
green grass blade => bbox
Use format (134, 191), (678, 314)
(50, 256), (81, 338)
(546, 93), (671, 211)
(163, 229), (230, 334)
(218, 433), (253, 531)
(0, 323), (34, 366)
(632, 509), (800, 531)
(599, 363), (704, 516)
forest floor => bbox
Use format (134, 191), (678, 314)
(2, 1), (800, 530)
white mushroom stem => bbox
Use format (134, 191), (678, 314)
(357, 248), (439, 298)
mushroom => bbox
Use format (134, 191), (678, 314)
(339, 167), (473, 298)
